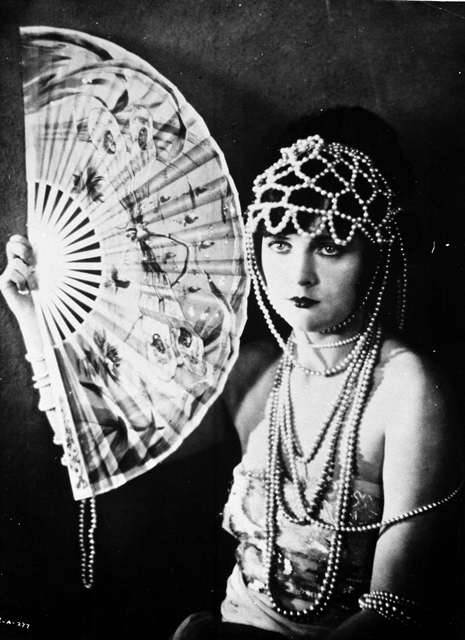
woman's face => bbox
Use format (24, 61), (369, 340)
(260, 230), (366, 333)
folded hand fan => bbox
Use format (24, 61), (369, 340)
(20, 26), (248, 507)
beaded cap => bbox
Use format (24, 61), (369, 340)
(246, 135), (399, 245)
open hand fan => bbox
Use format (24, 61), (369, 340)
(20, 26), (248, 501)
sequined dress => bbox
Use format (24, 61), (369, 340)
(220, 415), (382, 638)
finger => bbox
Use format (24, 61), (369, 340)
(9, 234), (29, 243)
(12, 258), (38, 291)
(6, 236), (33, 265)
(9, 257), (31, 280)
(6, 236), (32, 257)
(25, 268), (38, 291)
(0, 267), (29, 293)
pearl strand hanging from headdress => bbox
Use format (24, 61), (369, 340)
(394, 220), (408, 331)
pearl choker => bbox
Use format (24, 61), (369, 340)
(296, 329), (361, 349)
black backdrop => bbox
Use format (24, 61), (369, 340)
(1, 1), (465, 638)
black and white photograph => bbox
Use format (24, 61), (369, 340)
(0, 1), (464, 639)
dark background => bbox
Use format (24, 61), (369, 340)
(1, 1), (465, 638)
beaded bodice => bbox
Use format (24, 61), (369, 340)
(222, 416), (382, 629)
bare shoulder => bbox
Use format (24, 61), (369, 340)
(376, 337), (453, 414)
(379, 336), (437, 378)
(377, 336), (463, 493)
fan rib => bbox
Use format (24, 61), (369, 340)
(54, 288), (90, 322)
(64, 275), (101, 293)
(64, 268), (102, 283)
(61, 280), (98, 304)
(42, 299), (69, 342)
(64, 240), (100, 256)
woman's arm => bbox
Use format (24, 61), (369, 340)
(328, 350), (463, 639)
(327, 609), (417, 640)
(0, 235), (64, 446)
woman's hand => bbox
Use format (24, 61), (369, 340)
(0, 234), (37, 321)
(0, 234), (45, 357)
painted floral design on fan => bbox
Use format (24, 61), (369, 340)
(143, 317), (177, 381)
(128, 105), (154, 154)
(77, 330), (122, 383)
(125, 213), (190, 290)
(72, 166), (105, 203)
(119, 209), (209, 377)
(104, 266), (131, 292)
(173, 323), (207, 376)
(141, 315), (205, 379)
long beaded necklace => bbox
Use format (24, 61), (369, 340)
(260, 243), (460, 618)
(261, 243), (392, 619)
(264, 326), (382, 619)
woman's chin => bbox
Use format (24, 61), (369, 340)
(286, 312), (350, 334)
(274, 302), (353, 335)
(285, 313), (329, 334)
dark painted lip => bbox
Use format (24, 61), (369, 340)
(289, 296), (318, 308)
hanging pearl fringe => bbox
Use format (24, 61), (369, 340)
(79, 496), (97, 589)
(394, 221), (408, 331)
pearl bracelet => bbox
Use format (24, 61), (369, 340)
(359, 590), (424, 627)
(32, 371), (51, 390)
(24, 352), (46, 365)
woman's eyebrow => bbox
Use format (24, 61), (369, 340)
(262, 231), (291, 239)
(311, 232), (333, 241)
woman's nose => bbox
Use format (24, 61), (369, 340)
(295, 249), (317, 286)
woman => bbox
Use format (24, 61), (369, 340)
(1, 108), (463, 638)
(171, 108), (463, 639)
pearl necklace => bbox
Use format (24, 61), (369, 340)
(260, 244), (395, 619)
(296, 330), (362, 349)
(264, 326), (382, 619)
(263, 312), (463, 620)
(79, 497), (97, 589)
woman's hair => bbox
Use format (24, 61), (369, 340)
(268, 106), (414, 207)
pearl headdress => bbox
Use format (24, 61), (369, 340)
(245, 134), (408, 339)
(245, 134), (399, 246)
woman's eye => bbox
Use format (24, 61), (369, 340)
(267, 239), (291, 253)
(318, 242), (341, 257)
